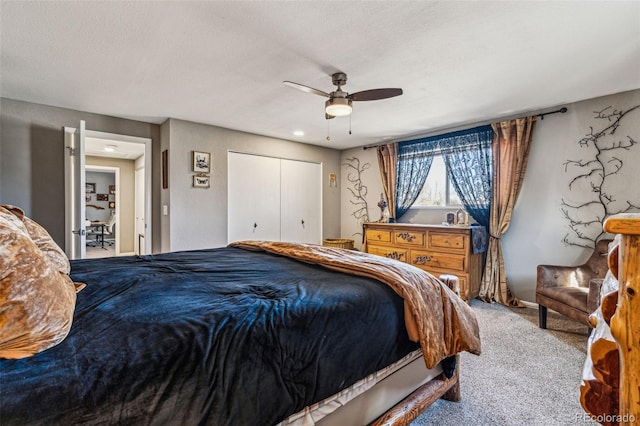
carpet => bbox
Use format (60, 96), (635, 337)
(509, 302), (589, 355)
(411, 300), (597, 425)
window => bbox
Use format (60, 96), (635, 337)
(413, 155), (462, 207)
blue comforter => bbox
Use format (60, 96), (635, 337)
(0, 247), (419, 425)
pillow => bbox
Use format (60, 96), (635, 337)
(1, 205), (84, 293)
(0, 206), (77, 359)
(2, 205), (70, 274)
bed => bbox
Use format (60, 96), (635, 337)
(0, 205), (481, 425)
(580, 213), (640, 426)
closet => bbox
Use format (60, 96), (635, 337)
(227, 152), (322, 244)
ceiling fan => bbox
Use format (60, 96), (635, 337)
(283, 72), (403, 119)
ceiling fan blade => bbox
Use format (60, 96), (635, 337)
(325, 113), (335, 120)
(283, 81), (330, 98)
(349, 88), (403, 102)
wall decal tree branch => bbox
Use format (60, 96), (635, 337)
(343, 156), (371, 237)
(561, 105), (640, 248)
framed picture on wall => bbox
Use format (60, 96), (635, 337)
(108, 201), (115, 209)
(97, 194), (108, 201)
(86, 182), (96, 193)
(455, 209), (469, 226)
(446, 212), (455, 225)
(193, 174), (210, 188)
(193, 151), (211, 173)
(109, 185), (116, 195)
(162, 149), (169, 189)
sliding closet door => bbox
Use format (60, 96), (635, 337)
(227, 152), (281, 243)
(280, 159), (322, 244)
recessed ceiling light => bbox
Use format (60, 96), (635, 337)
(293, 130), (304, 137)
(104, 145), (117, 152)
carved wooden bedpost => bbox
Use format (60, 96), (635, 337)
(603, 213), (640, 425)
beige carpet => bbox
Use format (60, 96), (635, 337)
(509, 303), (589, 354)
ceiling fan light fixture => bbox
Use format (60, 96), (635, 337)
(325, 98), (352, 117)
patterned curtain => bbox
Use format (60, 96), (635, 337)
(395, 140), (436, 219)
(439, 126), (493, 229)
(376, 144), (398, 219)
(479, 117), (537, 306)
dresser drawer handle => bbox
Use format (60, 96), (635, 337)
(396, 232), (416, 242)
(385, 252), (404, 261)
(413, 255), (432, 265)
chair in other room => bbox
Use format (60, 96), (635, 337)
(536, 238), (612, 329)
(86, 220), (102, 247)
(102, 213), (116, 246)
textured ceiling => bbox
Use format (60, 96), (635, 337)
(2, 1), (639, 150)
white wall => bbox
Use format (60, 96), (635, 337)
(85, 170), (114, 222)
(164, 119), (342, 252)
(340, 89), (640, 302)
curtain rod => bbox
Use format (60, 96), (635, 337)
(537, 107), (567, 120)
(362, 107), (568, 150)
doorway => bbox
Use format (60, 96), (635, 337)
(85, 166), (119, 258)
(64, 123), (152, 259)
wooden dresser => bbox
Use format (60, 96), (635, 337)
(363, 222), (484, 302)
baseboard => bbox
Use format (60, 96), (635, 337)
(521, 300), (564, 317)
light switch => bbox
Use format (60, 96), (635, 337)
(163, 205), (168, 216)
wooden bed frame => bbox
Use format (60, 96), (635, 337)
(370, 363), (459, 426)
(283, 348), (460, 425)
(602, 214), (640, 425)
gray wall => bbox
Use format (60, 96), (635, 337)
(0, 98), (161, 251)
(163, 118), (342, 252)
(340, 89), (640, 302)
(503, 89), (640, 301)
(0, 98), (342, 255)
(160, 120), (171, 253)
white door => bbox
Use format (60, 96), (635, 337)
(135, 167), (145, 255)
(280, 159), (322, 244)
(63, 121), (87, 260)
(228, 152), (281, 243)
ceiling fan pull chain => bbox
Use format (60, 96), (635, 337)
(326, 119), (331, 141)
(349, 114), (352, 135)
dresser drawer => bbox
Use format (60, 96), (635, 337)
(429, 232), (467, 250)
(394, 230), (425, 247)
(366, 229), (392, 244)
(368, 245), (408, 263)
(410, 250), (466, 272)
(363, 223), (480, 302)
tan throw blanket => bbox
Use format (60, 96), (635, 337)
(229, 241), (481, 369)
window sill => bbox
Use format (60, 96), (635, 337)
(410, 206), (462, 210)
